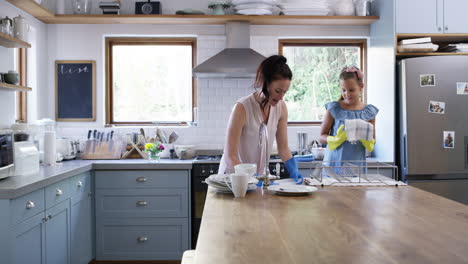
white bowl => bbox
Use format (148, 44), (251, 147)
(174, 145), (197, 159)
(311, 148), (325, 160)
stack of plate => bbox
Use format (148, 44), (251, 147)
(232, 0), (280, 15)
(205, 174), (258, 193)
(279, 0), (330, 15)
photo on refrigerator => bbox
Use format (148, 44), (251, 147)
(428, 100), (445, 114)
(443, 131), (455, 149)
(456, 82), (468, 95)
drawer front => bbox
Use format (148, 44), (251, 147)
(70, 172), (91, 200)
(96, 218), (189, 261)
(45, 178), (70, 209)
(96, 189), (188, 218)
(95, 170), (189, 189)
(11, 188), (45, 224)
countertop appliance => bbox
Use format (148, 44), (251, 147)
(397, 56), (468, 204)
(0, 132), (14, 180)
(191, 155), (290, 248)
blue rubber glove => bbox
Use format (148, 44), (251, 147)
(285, 157), (304, 184)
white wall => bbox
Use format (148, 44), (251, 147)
(48, 24), (370, 151)
(0, 0), (48, 126)
(368, 0), (396, 162)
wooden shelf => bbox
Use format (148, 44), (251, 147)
(46, 15), (379, 25)
(0, 32), (31, 48)
(0, 83), (32, 92)
(5, 0), (379, 25)
(396, 34), (468, 58)
(396, 52), (468, 57)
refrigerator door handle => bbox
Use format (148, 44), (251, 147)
(403, 134), (407, 170)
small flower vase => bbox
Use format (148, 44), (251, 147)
(147, 152), (160, 162)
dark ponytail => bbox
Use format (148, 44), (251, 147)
(254, 55), (292, 110)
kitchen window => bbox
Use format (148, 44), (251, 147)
(279, 39), (366, 125)
(105, 37), (197, 125)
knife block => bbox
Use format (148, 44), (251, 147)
(81, 139), (122, 159)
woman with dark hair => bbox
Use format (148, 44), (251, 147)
(218, 55), (304, 184)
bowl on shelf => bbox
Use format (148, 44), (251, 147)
(4, 71), (19, 85)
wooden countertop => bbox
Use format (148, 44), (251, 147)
(194, 186), (468, 264)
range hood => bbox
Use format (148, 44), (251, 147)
(193, 21), (266, 78)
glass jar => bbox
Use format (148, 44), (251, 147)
(146, 152), (160, 162)
(72, 0), (92, 14)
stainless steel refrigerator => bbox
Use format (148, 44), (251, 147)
(397, 56), (468, 204)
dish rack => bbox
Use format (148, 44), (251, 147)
(303, 160), (402, 187)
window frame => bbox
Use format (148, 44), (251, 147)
(105, 37), (197, 126)
(278, 39), (367, 125)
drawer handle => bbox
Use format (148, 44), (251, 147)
(26, 200), (35, 209)
(137, 236), (148, 243)
(56, 189), (63, 196)
(136, 177), (147, 183)
(136, 200), (148, 206)
(77, 181), (83, 188)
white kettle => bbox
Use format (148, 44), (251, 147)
(13, 15), (30, 42)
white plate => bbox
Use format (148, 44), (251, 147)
(234, 3), (276, 10)
(232, 0), (278, 5)
(208, 174), (258, 185)
(212, 184), (257, 193)
(268, 185), (318, 195)
(237, 8), (273, 15)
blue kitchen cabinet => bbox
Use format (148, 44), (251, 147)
(70, 173), (94, 264)
(11, 213), (46, 264)
(95, 170), (190, 261)
(4, 172), (94, 264)
(45, 199), (71, 264)
(396, 0), (468, 33)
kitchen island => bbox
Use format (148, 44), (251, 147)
(194, 186), (468, 264)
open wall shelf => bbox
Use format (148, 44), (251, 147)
(396, 33), (468, 57)
(6, 0), (378, 25)
(0, 83), (32, 92)
(0, 32), (31, 48)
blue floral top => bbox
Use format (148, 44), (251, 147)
(323, 101), (379, 167)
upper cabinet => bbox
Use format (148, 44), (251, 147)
(396, 0), (468, 33)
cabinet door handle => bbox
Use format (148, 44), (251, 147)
(47, 214), (52, 220)
(56, 189), (63, 196)
(136, 200), (148, 206)
(77, 181), (83, 188)
(445, 26), (448, 31)
(137, 236), (148, 243)
(136, 177), (147, 183)
(438, 26), (442, 31)
(26, 200), (35, 209)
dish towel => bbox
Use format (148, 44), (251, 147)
(345, 119), (374, 143)
(294, 154), (314, 162)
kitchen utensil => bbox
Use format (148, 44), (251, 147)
(156, 128), (167, 143)
(168, 131), (179, 143)
(140, 128), (147, 143)
(92, 130), (97, 153)
(108, 130), (114, 152)
(85, 130), (92, 154)
(224, 173), (250, 198)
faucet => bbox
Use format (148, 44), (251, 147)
(258, 122), (273, 187)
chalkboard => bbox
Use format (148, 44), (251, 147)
(55, 60), (96, 121)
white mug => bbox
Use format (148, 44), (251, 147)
(225, 173), (250, 198)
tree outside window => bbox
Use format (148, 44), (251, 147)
(280, 40), (365, 124)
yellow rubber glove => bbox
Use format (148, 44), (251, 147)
(327, 124), (347, 151)
(360, 139), (376, 152)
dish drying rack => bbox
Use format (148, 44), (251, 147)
(303, 160), (403, 187)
